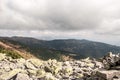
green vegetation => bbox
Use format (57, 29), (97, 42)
(0, 47), (22, 59)
(0, 38), (73, 61)
(29, 47), (69, 61)
(1, 37), (120, 60)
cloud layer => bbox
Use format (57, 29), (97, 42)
(0, 0), (120, 45)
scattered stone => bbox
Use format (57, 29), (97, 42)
(15, 73), (32, 80)
(111, 66), (120, 70)
(44, 73), (59, 80)
(28, 59), (43, 68)
(0, 69), (23, 80)
(0, 53), (6, 61)
(95, 70), (120, 80)
(25, 61), (36, 70)
(63, 65), (73, 75)
(103, 52), (120, 69)
(27, 69), (37, 76)
(0, 52), (119, 80)
(36, 69), (45, 78)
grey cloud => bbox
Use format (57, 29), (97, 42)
(1, 0), (120, 46)
(0, 0), (108, 31)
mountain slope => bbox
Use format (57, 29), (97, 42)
(0, 37), (77, 60)
(0, 36), (120, 59)
(43, 39), (120, 58)
(0, 41), (36, 59)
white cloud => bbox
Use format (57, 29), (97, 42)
(0, 0), (120, 45)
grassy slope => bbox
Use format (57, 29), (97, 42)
(0, 39), (75, 61)
(0, 40), (36, 59)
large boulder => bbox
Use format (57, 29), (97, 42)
(0, 69), (23, 80)
(28, 59), (43, 68)
(95, 70), (120, 80)
(15, 73), (32, 80)
(25, 61), (36, 70)
(102, 52), (120, 69)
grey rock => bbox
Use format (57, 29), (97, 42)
(111, 66), (120, 70)
(0, 69), (23, 80)
(95, 70), (120, 80)
(15, 73), (32, 80)
(28, 59), (43, 68)
(25, 61), (36, 70)
(0, 52), (119, 80)
(103, 52), (120, 69)
(0, 53), (6, 61)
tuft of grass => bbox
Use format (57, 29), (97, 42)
(0, 48), (22, 59)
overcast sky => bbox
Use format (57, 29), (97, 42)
(0, 0), (120, 45)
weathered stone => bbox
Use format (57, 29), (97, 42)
(103, 52), (120, 69)
(44, 66), (52, 73)
(27, 69), (37, 76)
(16, 62), (25, 69)
(111, 66), (120, 70)
(36, 69), (45, 78)
(25, 61), (36, 70)
(94, 61), (104, 68)
(0, 69), (6, 75)
(63, 66), (73, 75)
(44, 61), (62, 75)
(0, 53), (6, 61)
(44, 73), (59, 80)
(77, 73), (84, 78)
(15, 73), (31, 80)
(81, 57), (92, 63)
(0, 69), (23, 80)
(63, 61), (70, 66)
(0, 52), (119, 80)
(28, 59), (43, 68)
(16, 58), (26, 64)
(86, 63), (95, 68)
(96, 70), (120, 80)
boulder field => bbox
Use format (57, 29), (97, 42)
(0, 52), (120, 80)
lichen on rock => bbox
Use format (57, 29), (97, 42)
(0, 52), (119, 80)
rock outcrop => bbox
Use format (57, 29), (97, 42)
(102, 52), (120, 70)
(0, 52), (120, 80)
(93, 52), (120, 80)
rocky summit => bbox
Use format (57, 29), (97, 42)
(0, 52), (120, 80)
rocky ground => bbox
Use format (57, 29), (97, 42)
(0, 52), (120, 80)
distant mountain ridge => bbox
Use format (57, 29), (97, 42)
(0, 37), (77, 60)
(0, 36), (120, 60)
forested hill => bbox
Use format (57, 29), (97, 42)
(0, 36), (120, 60)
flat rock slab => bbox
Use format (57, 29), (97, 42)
(0, 69), (23, 80)
(15, 73), (31, 80)
(111, 66), (120, 70)
(96, 70), (120, 80)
